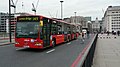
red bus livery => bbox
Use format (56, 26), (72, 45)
(15, 15), (80, 49)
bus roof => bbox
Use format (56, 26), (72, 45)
(17, 15), (80, 26)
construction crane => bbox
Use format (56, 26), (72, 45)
(32, 0), (39, 15)
(11, 0), (18, 13)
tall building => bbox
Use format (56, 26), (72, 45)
(64, 16), (91, 33)
(85, 17), (91, 21)
(70, 16), (87, 29)
(85, 17), (92, 33)
(64, 16), (87, 33)
(103, 6), (120, 32)
(0, 12), (31, 33)
(87, 21), (92, 33)
(0, 12), (14, 33)
(91, 18), (101, 33)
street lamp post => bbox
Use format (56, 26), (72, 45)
(74, 12), (77, 24)
(9, 0), (17, 43)
(9, 0), (18, 43)
(74, 12), (77, 33)
(74, 12), (76, 24)
(60, 1), (64, 20)
(9, 0), (12, 43)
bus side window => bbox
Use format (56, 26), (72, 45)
(64, 32), (67, 34)
(52, 31), (55, 35)
(58, 31), (63, 34)
(40, 32), (43, 39)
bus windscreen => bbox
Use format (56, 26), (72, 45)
(16, 22), (39, 38)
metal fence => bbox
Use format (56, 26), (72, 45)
(0, 33), (14, 38)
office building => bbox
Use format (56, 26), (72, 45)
(0, 12), (14, 33)
(0, 12), (31, 33)
(91, 18), (101, 33)
(103, 6), (120, 32)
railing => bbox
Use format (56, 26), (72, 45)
(76, 34), (98, 67)
(0, 33), (14, 39)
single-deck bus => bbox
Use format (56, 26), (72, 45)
(15, 16), (80, 49)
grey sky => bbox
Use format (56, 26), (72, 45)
(0, 0), (120, 20)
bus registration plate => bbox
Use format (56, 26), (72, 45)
(24, 46), (29, 48)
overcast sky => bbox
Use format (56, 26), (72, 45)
(0, 0), (120, 20)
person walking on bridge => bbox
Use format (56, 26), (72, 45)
(87, 30), (90, 38)
(117, 31), (120, 36)
(81, 32), (85, 43)
(107, 31), (109, 36)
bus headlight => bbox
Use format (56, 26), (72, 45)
(31, 39), (34, 42)
(15, 42), (19, 44)
(35, 43), (42, 46)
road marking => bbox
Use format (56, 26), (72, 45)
(67, 42), (71, 45)
(46, 49), (55, 54)
(15, 48), (26, 50)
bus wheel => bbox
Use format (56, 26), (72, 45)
(52, 40), (56, 47)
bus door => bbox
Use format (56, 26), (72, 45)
(42, 18), (51, 47)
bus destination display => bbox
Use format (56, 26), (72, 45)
(17, 16), (40, 22)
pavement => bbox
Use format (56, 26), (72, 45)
(0, 37), (15, 46)
(93, 34), (120, 67)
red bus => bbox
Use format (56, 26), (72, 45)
(15, 15), (80, 49)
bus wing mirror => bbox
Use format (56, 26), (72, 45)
(40, 21), (43, 26)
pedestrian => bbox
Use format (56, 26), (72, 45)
(81, 32), (85, 43)
(87, 30), (90, 38)
(117, 31), (120, 36)
(107, 31), (109, 36)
